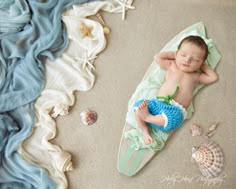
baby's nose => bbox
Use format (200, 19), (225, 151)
(185, 57), (191, 64)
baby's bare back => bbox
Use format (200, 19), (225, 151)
(157, 65), (199, 108)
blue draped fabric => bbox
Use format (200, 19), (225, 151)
(0, 0), (100, 188)
(0, 103), (56, 188)
(0, 0), (31, 37)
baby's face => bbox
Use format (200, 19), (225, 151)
(175, 42), (205, 72)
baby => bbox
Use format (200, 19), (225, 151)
(134, 35), (218, 144)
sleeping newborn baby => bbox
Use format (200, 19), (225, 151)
(134, 35), (218, 144)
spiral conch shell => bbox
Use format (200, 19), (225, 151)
(189, 123), (202, 136)
(205, 122), (218, 138)
(50, 151), (73, 172)
(191, 141), (224, 178)
(96, 12), (111, 35)
(80, 110), (97, 126)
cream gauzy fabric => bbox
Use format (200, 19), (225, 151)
(19, 1), (135, 189)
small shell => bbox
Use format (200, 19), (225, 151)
(205, 122), (219, 138)
(96, 12), (110, 35)
(65, 161), (73, 171)
(51, 151), (73, 172)
(96, 12), (106, 26)
(191, 141), (224, 178)
(80, 110), (97, 126)
(189, 123), (202, 136)
(51, 104), (69, 118)
(208, 122), (218, 131)
(103, 26), (111, 35)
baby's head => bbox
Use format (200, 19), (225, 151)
(175, 36), (208, 72)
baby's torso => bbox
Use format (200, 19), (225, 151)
(157, 63), (199, 108)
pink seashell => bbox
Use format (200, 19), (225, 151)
(51, 103), (69, 118)
(189, 123), (202, 136)
(191, 141), (224, 178)
(80, 110), (98, 126)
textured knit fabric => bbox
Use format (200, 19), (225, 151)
(134, 99), (185, 132)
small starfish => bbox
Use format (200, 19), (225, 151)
(80, 22), (94, 38)
(114, 0), (135, 20)
(75, 51), (97, 70)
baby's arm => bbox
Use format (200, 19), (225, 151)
(154, 51), (175, 70)
(199, 63), (219, 84)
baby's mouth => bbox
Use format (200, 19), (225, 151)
(182, 63), (190, 67)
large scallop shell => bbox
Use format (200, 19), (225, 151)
(80, 110), (97, 126)
(191, 141), (224, 178)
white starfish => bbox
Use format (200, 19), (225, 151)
(75, 51), (97, 70)
(114, 0), (135, 20)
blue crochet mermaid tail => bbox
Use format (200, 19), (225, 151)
(134, 99), (185, 132)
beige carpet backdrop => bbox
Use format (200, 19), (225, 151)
(53, 1), (236, 188)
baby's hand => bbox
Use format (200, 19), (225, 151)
(154, 54), (158, 62)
